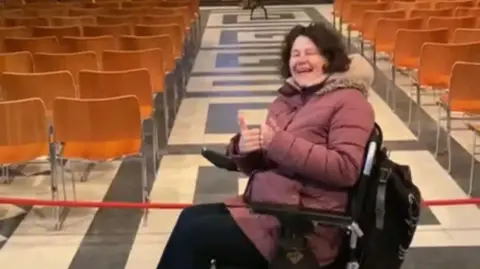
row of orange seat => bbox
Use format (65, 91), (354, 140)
(0, 0), (200, 229)
(0, 25), (191, 126)
(0, 0), (200, 52)
(345, 5), (480, 49)
(2, 7), (195, 29)
(332, 0), (480, 194)
(334, 0), (480, 21)
(2, 0), (199, 15)
(1, 94), (150, 228)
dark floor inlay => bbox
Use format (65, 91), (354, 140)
(219, 29), (282, 45)
(235, 19), (312, 25)
(212, 80), (282, 86)
(200, 46), (282, 51)
(191, 70), (279, 76)
(215, 52), (239, 67)
(404, 247), (480, 269)
(207, 24), (307, 29)
(242, 59), (280, 67)
(222, 14), (238, 25)
(219, 30), (238, 45)
(228, 28), (291, 33)
(209, 8), (307, 14)
(216, 53), (280, 68)
(67, 155), (157, 269)
(205, 103), (271, 134)
(186, 91), (279, 98)
(234, 41), (282, 45)
(254, 33), (283, 38)
(221, 51), (279, 57)
(222, 12), (298, 24)
(253, 13), (295, 20)
(193, 167), (241, 204)
(0, 205), (30, 250)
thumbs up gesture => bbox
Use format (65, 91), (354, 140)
(261, 117), (279, 148)
(237, 114), (262, 154)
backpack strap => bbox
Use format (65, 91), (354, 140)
(375, 153), (393, 230)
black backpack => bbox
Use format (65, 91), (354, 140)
(354, 124), (422, 269)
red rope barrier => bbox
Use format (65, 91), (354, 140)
(0, 197), (480, 209)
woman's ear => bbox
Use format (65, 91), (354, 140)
(321, 55), (330, 73)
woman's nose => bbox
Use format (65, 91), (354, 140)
(296, 58), (308, 65)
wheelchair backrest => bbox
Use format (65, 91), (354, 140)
(347, 122), (384, 220)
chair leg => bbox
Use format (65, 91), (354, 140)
(347, 27), (351, 52)
(166, 76), (177, 129)
(161, 92), (170, 143)
(67, 160), (77, 201)
(2, 165), (13, 184)
(59, 157), (67, 201)
(387, 64), (393, 106)
(141, 150), (149, 227)
(151, 117), (158, 174)
(435, 103), (443, 157)
(446, 110), (452, 172)
(49, 142), (61, 230)
(360, 39), (365, 56)
(415, 85), (422, 137)
(173, 63), (181, 110)
(79, 162), (95, 182)
(390, 65), (397, 111)
(408, 84), (414, 126)
(195, 14), (201, 51)
(469, 130), (476, 195)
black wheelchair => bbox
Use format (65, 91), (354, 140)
(200, 123), (384, 269)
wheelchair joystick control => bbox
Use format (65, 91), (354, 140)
(200, 147), (238, 171)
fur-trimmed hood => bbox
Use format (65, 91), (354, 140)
(283, 54), (374, 97)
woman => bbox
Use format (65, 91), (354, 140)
(156, 22), (375, 269)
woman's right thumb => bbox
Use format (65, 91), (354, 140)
(238, 115), (248, 131)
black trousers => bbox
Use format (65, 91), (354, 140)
(156, 203), (269, 269)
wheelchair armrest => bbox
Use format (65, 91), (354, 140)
(248, 202), (353, 228)
(201, 147), (239, 172)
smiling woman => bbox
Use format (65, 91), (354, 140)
(280, 23), (351, 88)
(154, 22), (375, 269)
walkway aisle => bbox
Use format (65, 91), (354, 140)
(0, 5), (478, 269)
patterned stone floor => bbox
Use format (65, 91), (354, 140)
(0, 4), (480, 269)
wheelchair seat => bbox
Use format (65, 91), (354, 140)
(203, 123), (384, 269)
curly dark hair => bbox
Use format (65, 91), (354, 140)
(279, 22), (351, 79)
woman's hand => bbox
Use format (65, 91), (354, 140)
(261, 117), (279, 148)
(238, 115), (262, 154)
(238, 114), (280, 153)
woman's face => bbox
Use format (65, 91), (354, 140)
(289, 35), (326, 86)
